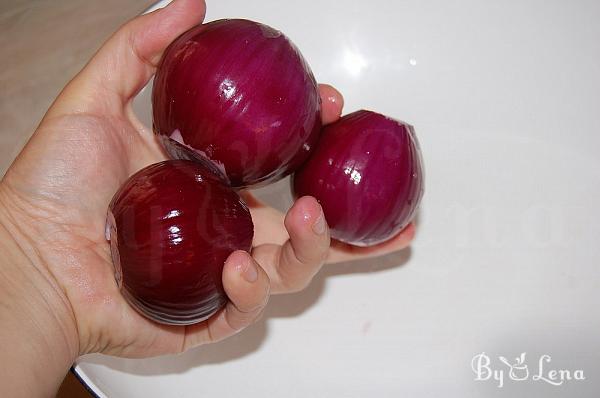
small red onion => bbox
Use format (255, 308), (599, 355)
(292, 110), (424, 246)
(107, 160), (253, 325)
(152, 19), (322, 188)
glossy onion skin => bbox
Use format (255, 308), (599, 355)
(107, 160), (254, 325)
(153, 19), (322, 188)
(292, 110), (424, 247)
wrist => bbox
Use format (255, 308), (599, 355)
(0, 191), (79, 397)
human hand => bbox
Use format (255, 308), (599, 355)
(0, 0), (415, 366)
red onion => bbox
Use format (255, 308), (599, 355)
(152, 19), (322, 188)
(107, 160), (253, 325)
(292, 110), (424, 246)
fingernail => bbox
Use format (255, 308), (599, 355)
(239, 257), (258, 283)
(312, 207), (326, 235)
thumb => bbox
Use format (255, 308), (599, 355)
(47, 0), (205, 118)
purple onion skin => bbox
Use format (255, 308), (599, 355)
(292, 110), (424, 247)
(107, 160), (254, 325)
(152, 19), (322, 189)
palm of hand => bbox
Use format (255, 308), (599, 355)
(2, 111), (195, 356)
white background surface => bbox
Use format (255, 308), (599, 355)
(76, 0), (600, 396)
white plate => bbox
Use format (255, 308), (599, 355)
(74, 1), (600, 397)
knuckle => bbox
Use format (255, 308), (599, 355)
(291, 244), (327, 268)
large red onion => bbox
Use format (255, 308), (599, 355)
(292, 110), (424, 246)
(107, 160), (253, 325)
(152, 19), (322, 188)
